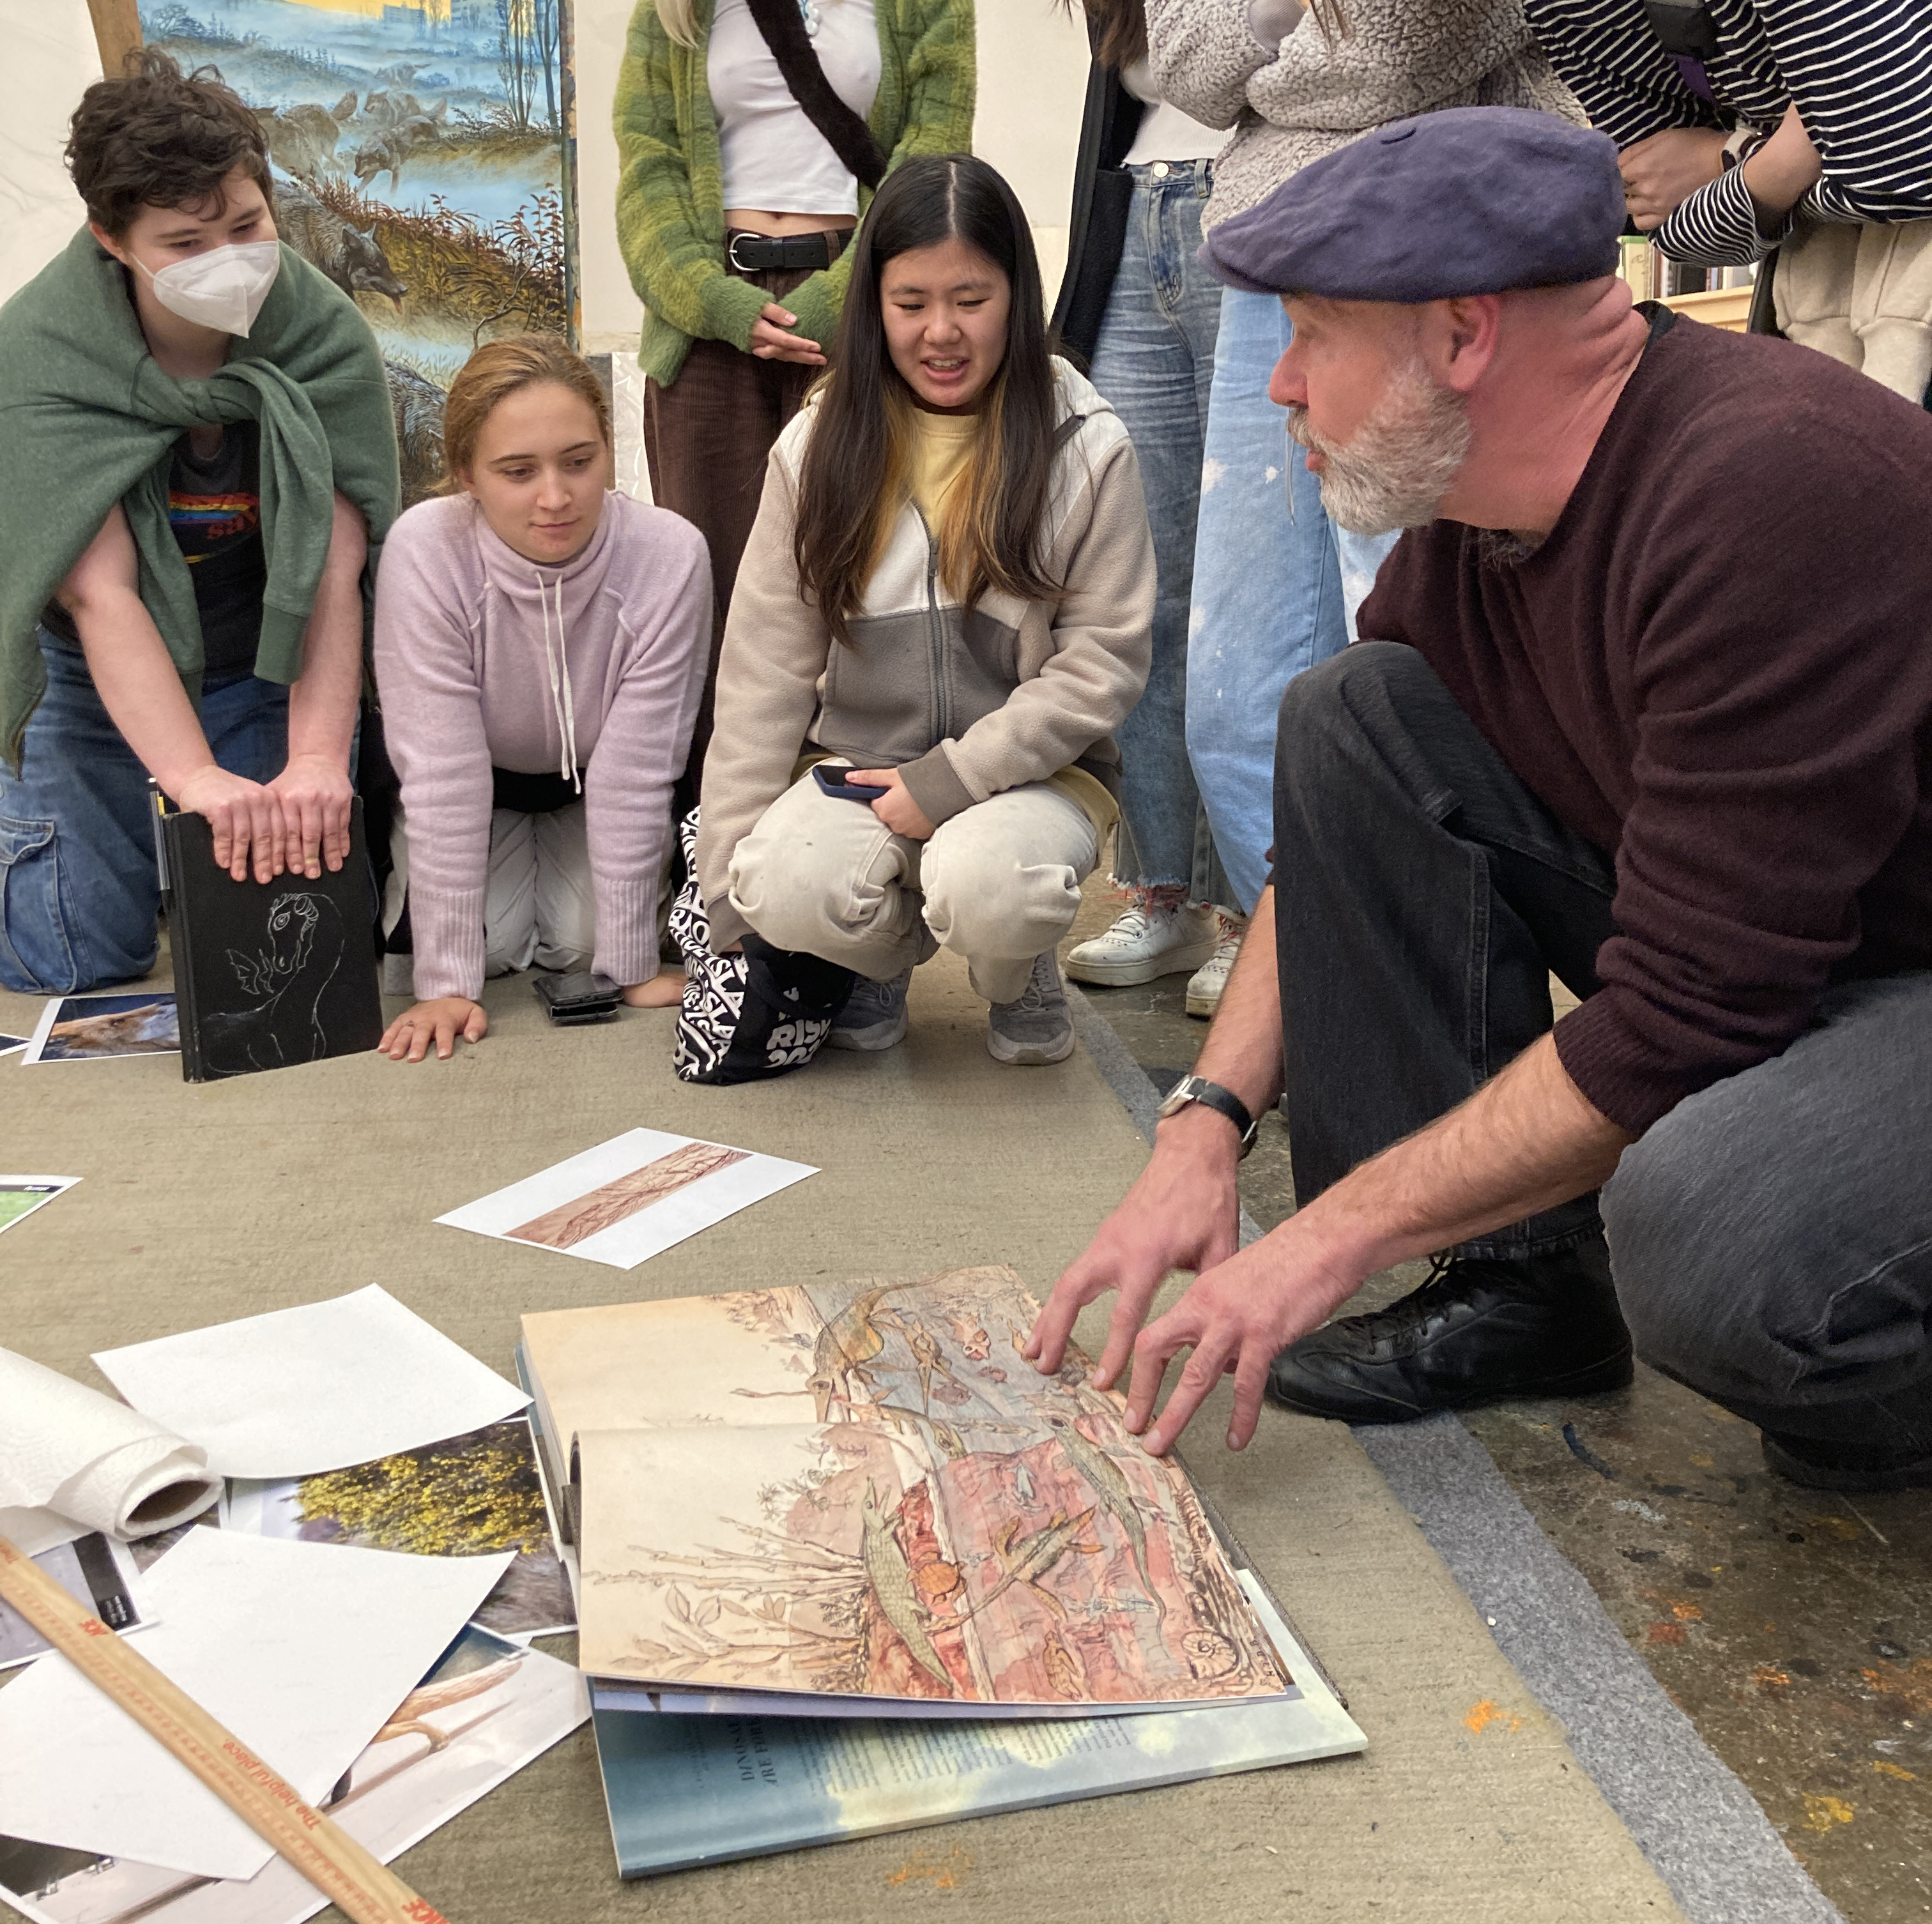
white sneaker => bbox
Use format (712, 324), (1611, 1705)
(1064, 905), (1219, 988)
(1185, 927), (1243, 1019)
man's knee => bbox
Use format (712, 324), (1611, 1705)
(1602, 1083), (1817, 1404)
(1275, 639), (1435, 765)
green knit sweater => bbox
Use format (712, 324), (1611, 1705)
(613, 0), (976, 387)
(0, 230), (399, 770)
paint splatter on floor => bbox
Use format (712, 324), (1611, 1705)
(886, 1846), (971, 1891)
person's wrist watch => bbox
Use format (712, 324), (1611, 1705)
(1721, 125), (1767, 171)
(1156, 1075), (1260, 1159)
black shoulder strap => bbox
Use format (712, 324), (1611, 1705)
(742, 0), (889, 191)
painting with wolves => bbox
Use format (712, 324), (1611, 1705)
(137, 0), (574, 506)
(523, 1268), (1293, 1714)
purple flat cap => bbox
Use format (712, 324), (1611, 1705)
(1200, 107), (1624, 302)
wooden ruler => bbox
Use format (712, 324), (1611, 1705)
(0, 1534), (449, 1924)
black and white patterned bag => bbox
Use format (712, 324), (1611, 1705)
(669, 807), (857, 1085)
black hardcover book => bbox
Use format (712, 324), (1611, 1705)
(155, 794), (383, 1083)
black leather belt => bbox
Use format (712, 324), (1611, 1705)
(726, 229), (850, 274)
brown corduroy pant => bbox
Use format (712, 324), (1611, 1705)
(643, 240), (847, 778)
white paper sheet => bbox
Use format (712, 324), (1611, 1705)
(0, 1347), (220, 1552)
(0, 1626), (588, 1924)
(22, 993), (180, 1066)
(91, 1286), (530, 1479)
(0, 1530), (511, 1882)
(436, 1128), (816, 1271)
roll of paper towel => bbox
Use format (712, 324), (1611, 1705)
(0, 1348), (220, 1554)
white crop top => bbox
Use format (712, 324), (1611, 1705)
(708, 0), (882, 218)
(1119, 57), (1223, 167)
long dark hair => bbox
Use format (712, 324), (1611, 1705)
(794, 154), (1059, 647)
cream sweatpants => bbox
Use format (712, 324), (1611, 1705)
(728, 771), (1100, 1004)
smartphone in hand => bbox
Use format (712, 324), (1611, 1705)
(813, 764), (891, 804)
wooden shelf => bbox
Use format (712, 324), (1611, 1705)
(1661, 286), (1754, 332)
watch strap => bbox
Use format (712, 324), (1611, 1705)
(1162, 1076), (1259, 1156)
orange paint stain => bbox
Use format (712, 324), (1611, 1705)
(1873, 1761), (1917, 1782)
(1753, 1665), (1791, 1693)
(1802, 1794), (1854, 1833)
(886, 1847), (972, 1891)
(1646, 1622), (1687, 1645)
(1671, 1601), (1705, 1622)
(1463, 1699), (1523, 1736)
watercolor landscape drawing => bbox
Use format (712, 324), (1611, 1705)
(137, 0), (572, 503)
(530, 1269), (1290, 1713)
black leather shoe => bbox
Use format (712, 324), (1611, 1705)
(1761, 1432), (1932, 1492)
(1267, 1237), (1632, 1423)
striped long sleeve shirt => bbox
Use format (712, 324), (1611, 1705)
(1526, 0), (1932, 263)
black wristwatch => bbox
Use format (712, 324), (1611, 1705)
(1156, 1075), (1259, 1159)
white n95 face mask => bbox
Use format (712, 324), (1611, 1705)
(137, 239), (282, 337)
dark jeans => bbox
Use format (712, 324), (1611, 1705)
(0, 632), (291, 993)
(1273, 641), (1932, 1451)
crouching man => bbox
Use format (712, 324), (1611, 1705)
(1027, 108), (1932, 1493)
(0, 52), (397, 993)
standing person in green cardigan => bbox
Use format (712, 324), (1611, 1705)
(0, 54), (398, 996)
(613, 0), (974, 752)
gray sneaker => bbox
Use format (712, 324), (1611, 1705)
(986, 951), (1075, 1065)
(827, 968), (912, 1051)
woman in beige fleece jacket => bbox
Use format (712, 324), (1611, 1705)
(696, 155), (1154, 1067)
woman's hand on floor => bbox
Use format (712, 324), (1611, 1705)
(380, 997), (488, 1062)
(749, 303), (827, 365)
(847, 768), (937, 840)
(622, 968), (686, 1008)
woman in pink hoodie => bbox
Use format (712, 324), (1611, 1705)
(373, 336), (711, 1062)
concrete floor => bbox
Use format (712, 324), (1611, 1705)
(1058, 880), (1932, 1924)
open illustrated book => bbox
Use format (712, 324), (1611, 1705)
(520, 1267), (1331, 1721)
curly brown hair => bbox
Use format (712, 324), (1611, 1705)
(66, 49), (272, 238)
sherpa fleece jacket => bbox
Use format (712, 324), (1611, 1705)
(1146, 0), (1583, 233)
(696, 358), (1156, 951)
(611, 0), (975, 388)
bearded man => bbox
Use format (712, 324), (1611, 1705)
(1025, 107), (1932, 1493)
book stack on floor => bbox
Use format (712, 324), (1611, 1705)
(518, 1265), (1365, 1878)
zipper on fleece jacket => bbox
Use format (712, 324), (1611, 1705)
(921, 514), (951, 746)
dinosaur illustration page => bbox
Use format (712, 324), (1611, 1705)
(530, 1269), (1292, 1716)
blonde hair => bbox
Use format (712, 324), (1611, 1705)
(655, 0), (700, 47)
(440, 334), (611, 487)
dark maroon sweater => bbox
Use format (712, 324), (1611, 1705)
(1360, 311), (1932, 1136)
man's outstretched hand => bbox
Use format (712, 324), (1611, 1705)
(1117, 1227), (1359, 1454)
(1023, 1106), (1244, 1393)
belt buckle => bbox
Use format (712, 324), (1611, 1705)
(726, 233), (765, 273)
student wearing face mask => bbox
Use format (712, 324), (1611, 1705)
(0, 52), (397, 995)
(373, 337), (710, 1064)
(689, 155), (1154, 1077)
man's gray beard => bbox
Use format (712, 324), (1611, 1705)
(1288, 358), (1472, 537)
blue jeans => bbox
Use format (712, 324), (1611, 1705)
(1185, 287), (1399, 912)
(1086, 160), (1227, 905)
(0, 632), (291, 993)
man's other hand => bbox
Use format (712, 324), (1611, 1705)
(1121, 1226), (1357, 1456)
(268, 752), (355, 879)
(1023, 1103), (1245, 1391)
(174, 764), (286, 883)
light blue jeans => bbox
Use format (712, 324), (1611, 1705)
(0, 632), (291, 993)
(1086, 160), (1228, 905)
(1186, 287), (1399, 911)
